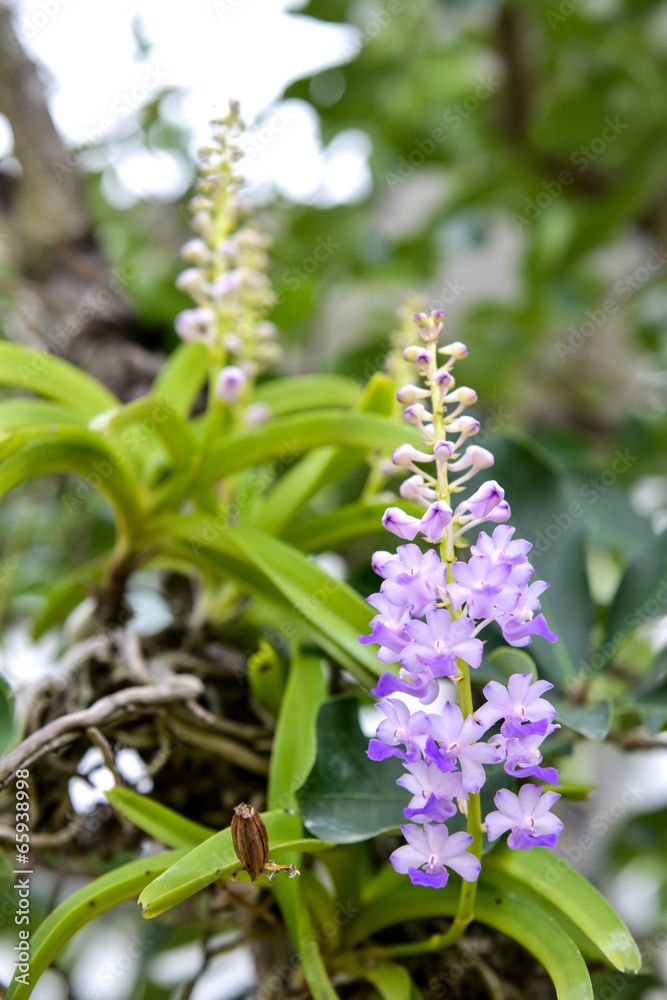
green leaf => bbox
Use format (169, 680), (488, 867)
(253, 374), (361, 414)
(5, 850), (185, 1000)
(600, 530), (667, 667)
(268, 651), (328, 811)
(138, 809), (331, 918)
(151, 341), (209, 417)
(105, 787), (214, 848)
(201, 410), (420, 487)
(0, 674), (15, 755)
(484, 844), (641, 973)
(273, 875), (341, 1000)
(281, 500), (420, 552)
(337, 956), (412, 1000)
(491, 436), (595, 683)
(0, 399), (86, 432)
(296, 697), (407, 843)
(0, 343), (117, 419)
(156, 518), (382, 684)
(0, 427), (143, 539)
(551, 696), (613, 740)
(347, 880), (593, 1000)
(105, 396), (196, 470)
(474, 646), (539, 685)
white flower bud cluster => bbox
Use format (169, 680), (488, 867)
(173, 101), (281, 379)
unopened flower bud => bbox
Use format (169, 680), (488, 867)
(456, 416), (481, 436)
(392, 444), (434, 466)
(434, 368), (455, 388)
(372, 551), (396, 577)
(465, 480), (505, 518)
(419, 501), (453, 543)
(399, 474), (437, 503)
(413, 312), (429, 326)
(403, 403), (431, 424)
(397, 384), (431, 404)
(382, 507), (421, 540)
(180, 238), (211, 265)
(402, 345), (423, 362)
(216, 365), (247, 402)
(448, 445), (494, 472)
(176, 268), (207, 295)
(447, 387), (477, 405)
(434, 440), (455, 462)
(174, 307), (216, 342)
(486, 500), (512, 523)
(439, 341), (469, 360)
(245, 402), (272, 427)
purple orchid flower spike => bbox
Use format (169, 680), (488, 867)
(367, 699), (431, 762)
(475, 673), (558, 736)
(399, 608), (483, 678)
(390, 823), (481, 888)
(397, 760), (465, 822)
(379, 544), (448, 616)
(485, 785), (563, 850)
(426, 702), (504, 792)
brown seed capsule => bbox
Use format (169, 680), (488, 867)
(231, 802), (269, 881)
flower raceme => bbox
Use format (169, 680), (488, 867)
(359, 312), (562, 889)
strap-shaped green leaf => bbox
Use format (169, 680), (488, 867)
(268, 651), (328, 811)
(336, 956), (412, 1000)
(347, 880), (593, 1000)
(138, 809), (332, 918)
(0, 427), (143, 538)
(154, 518), (381, 684)
(5, 850), (185, 1000)
(0, 343), (117, 418)
(253, 374), (361, 414)
(151, 340), (209, 417)
(0, 399), (86, 432)
(105, 396), (196, 470)
(201, 410), (420, 486)
(281, 500), (423, 552)
(106, 786), (214, 848)
(484, 844), (641, 973)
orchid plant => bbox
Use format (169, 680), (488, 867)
(0, 109), (650, 1000)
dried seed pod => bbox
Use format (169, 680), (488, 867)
(231, 802), (269, 881)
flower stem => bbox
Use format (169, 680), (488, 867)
(451, 656), (483, 933)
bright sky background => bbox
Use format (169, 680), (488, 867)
(1, 0), (373, 205)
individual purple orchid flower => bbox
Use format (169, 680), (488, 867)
(367, 699), (431, 761)
(447, 556), (520, 620)
(485, 785), (563, 850)
(399, 608), (483, 678)
(498, 720), (560, 784)
(475, 673), (558, 736)
(371, 666), (441, 704)
(425, 702), (504, 792)
(390, 823), (481, 888)
(359, 593), (412, 663)
(397, 760), (465, 822)
(471, 526), (534, 586)
(379, 544), (448, 616)
(496, 581), (558, 647)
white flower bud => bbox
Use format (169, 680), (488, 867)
(396, 384), (431, 404)
(438, 341), (469, 360)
